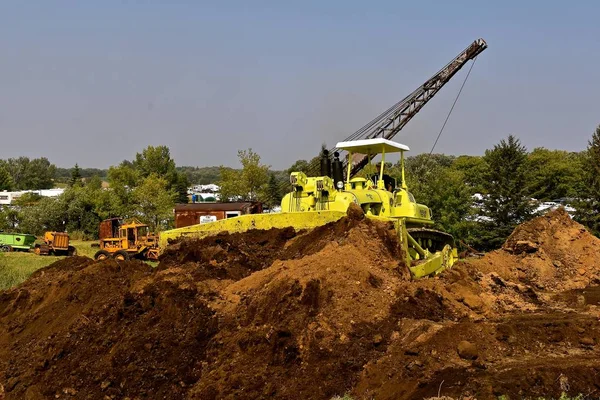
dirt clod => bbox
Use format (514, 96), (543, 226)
(346, 202), (365, 220)
(457, 340), (479, 360)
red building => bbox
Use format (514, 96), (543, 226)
(173, 202), (263, 228)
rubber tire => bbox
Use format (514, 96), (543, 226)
(67, 246), (77, 257)
(112, 250), (130, 261)
(0, 245), (12, 252)
(94, 250), (110, 261)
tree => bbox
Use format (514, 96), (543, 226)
(2, 157), (56, 189)
(0, 166), (13, 191)
(218, 167), (244, 202)
(477, 135), (535, 249)
(108, 161), (140, 188)
(525, 148), (583, 201)
(287, 160), (311, 175)
(575, 125), (600, 235)
(12, 192), (43, 207)
(395, 154), (455, 199)
(240, 149), (270, 201)
(174, 172), (190, 204)
(18, 197), (67, 236)
(0, 207), (21, 231)
(219, 149), (270, 202)
(451, 155), (487, 194)
(86, 175), (104, 191)
(61, 186), (102, 237)
(263, 173), (282, 209)
(134, 145), (177, 182)
(132, 175), (176, 231)
(69, 163), (83, 187)
(107, 162), (139, 217)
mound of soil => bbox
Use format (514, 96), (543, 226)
(471, 208), (600, 290)
(2, 206), (600, 399)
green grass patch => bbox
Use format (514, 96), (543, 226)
(0, 241), (158, 291)
(0, 241), (98, 291)
(69, 240), (100, 258)
(0, 251), (61, 291)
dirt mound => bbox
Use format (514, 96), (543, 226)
(471, 208), (600, 290)
(191, 220), (407, 399)
(158, 226), (298, 281)
(2, 207), (600, 399)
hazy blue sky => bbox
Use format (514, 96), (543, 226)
(1, 1), (599, 169)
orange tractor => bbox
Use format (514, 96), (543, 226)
(35, 232), (77, 256)
(93, 218), (160, 261)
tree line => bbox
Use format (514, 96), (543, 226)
(2, 125), (600, 249)
(0, 157), (269, 190)
(0, 146), (189, 238)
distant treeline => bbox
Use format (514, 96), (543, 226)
(177, 166), (286, 186)
(0, 162), (284, 191)
(55, 167), (108, 181)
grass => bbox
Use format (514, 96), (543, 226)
(0, 240), (99, 291)
(0, 240), (158, 291)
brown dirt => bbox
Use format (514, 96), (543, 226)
(2, 207), (600, 399)
(471, 208), (600, 291)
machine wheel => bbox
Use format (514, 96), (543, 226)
(112, 250), (130, 261)
(0, 245), (12, 252)
(94, 250), (110, 261)
(67, 246), (77, 257)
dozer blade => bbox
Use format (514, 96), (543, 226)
(408, 244), (456, 279)
(159, 211), (348, 248)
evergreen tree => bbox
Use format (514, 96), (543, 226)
(175, 172), (190, 204)
(263, 173), (282, 209)
(575, 125), (600, 235)
(69, 163), (82, 187)
(477, 135), (534, 250)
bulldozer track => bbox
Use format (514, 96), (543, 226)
(407, 228), (455, 252)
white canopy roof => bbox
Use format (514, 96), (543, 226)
(335, 138), (410, 154)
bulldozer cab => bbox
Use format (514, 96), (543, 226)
(120, 226), (137, 249)
(118, 220), (151, 249)
(336, 138), (409, 192)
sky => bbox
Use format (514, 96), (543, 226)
(1, 0), (599, 169)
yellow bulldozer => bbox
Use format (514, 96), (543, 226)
(35, 232), (77, 256)
(94, 218), (160, 261)
(161, 138), (457, 278)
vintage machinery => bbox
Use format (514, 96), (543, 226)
(162, 139), (456, 277)
(35, 232), (77, 256)
(158, 38), (487, 278)
(0, 232), (37, 252)
(94, 218), (160, 261)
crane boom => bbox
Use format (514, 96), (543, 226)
(341, 38), (487, 176)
